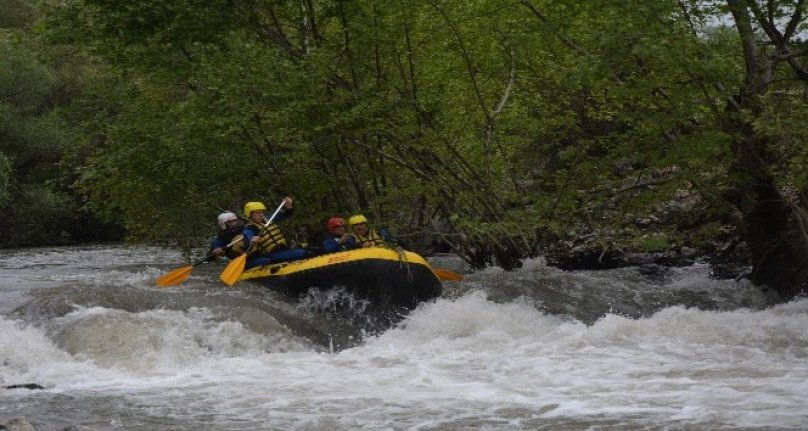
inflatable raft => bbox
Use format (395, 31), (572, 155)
(238, 247), (443, 307)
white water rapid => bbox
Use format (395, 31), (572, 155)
(1, 245), (806, 430)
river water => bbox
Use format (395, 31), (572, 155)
(1, 244), (806, 430)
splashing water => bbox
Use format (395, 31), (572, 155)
(1, 245), (805, 430)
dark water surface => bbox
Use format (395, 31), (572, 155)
(1, 245), (805, 430)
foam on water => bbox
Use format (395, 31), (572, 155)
(2, 246), (806, 429)
(0, 246), (182, 311)
(361, 293), (808, 424)
(0, 245), (181, 270)
(3, 290), (807, 429)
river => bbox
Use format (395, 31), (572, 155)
(1, 244), (806, 430)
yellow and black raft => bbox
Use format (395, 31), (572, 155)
(238, 247), (443, 307)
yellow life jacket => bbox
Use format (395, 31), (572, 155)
(240, 221), (288, 256)
(351, 229), (388, 248)
(223, 234), (243, 259)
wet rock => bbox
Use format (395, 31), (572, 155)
(710, 262), (751, 280)
(0, 417), (36, 431)
(2, 384), (44, 390)
(546, 249), (626, 270)
(636, 264), (673, 283)
(547, 248), (700, 271)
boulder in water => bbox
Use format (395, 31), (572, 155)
(2, 383), (44, 390)
(0, 417), (36, 431)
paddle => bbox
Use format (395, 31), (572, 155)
(155, 255), (213, 287)
(155, 235), (244, 287)
(220, 199), (287, 287)
(433, 268), (464, 281)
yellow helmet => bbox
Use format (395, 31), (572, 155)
(348, 214), (368, 226)
(243, 201), (267, 217)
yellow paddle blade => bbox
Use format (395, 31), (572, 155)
(155, 265), (193, 287)
(433, 268), (464, 281)
(220, 254), (247, 287)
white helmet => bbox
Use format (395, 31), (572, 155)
(217, 211), (238, 229)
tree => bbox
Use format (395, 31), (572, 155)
(36, 0), (808, 300)
(0, 0), (122, 246)
(0, 4), (73, 245)
(518, 0), (808, 298)
(715, 0), (808, 298)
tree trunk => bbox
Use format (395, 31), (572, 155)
(725, 0), (808, 299)
(729, 126), (808, 299)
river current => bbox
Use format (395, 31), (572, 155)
(1, 244), (806, 430)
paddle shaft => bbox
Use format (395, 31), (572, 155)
(204, 234), (245, 262)
(156, 234), (247, 287)
(220, 199), (288, 286)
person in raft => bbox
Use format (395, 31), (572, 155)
(321, 217), (357, 253)
(208, 211), (245, 260)
(234, 197), (311, 269)
(347, 214), (401, 249)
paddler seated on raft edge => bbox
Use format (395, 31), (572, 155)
(347, 214), (406, 251)
(322, 217), (358, 253)
(233, 197), (312, 269)
(208, 211), (244, 260)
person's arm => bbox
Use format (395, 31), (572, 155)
(322, 237), (340, 253)
(341, 234), (357, 249)
(209, 235), (226, 257)
(273, 207), (293, 223)
(234, 227), (255, 253)
(206, 236), (220, 261)
(210, 235), (224, 249)
(272, 196), (295, 223)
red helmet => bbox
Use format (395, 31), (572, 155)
(326, 217), (346, 233)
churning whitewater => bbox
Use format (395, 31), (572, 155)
(1, 245), (806, 430)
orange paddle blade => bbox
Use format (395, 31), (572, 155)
(155, 265), (193, 287)
(433, 268), (464, 281)
(220, 254), (247, 286)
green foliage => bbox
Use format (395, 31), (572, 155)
(0, 0), (35, 29)
(635, 233), (673, 253)
(0, 152), (10, 206)
(14, 0), (807, 272)
(753, 88), (808, 190)
(0, 2), (122, 247)
(4, 183), (78, 246)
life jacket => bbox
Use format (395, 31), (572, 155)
(222, 234), (243, 259)
(351, 229), (388, 248)
(211, 228), (244, 260)
(242, 220), (288, 256)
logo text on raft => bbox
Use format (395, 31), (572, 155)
(327, 255), (350, 264)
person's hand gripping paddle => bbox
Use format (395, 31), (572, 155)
(219, 199), (287, 286)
